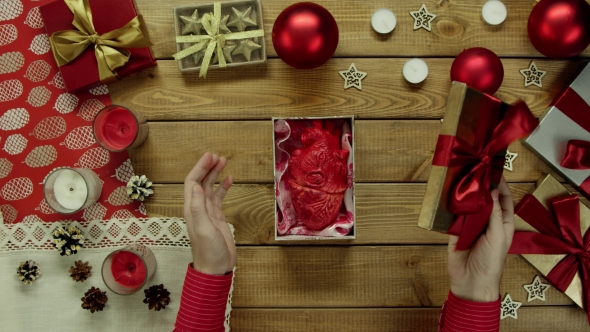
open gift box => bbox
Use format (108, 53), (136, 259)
(272, 116), (355, 240)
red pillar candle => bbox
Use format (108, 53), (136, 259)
(93, 105), (149, 151)
(110, 250), (147, 288)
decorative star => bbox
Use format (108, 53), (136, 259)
(523, 275), (550, 302)
(520, 61), (546, 88)
(219, 15), (232, 34)
(232, 39), (261, 61)
(504, 150), (518, 171)
(180, 9), (203, 35)
(410, 4), (436, 32)
(227, 7), (258, 32)
(339, 63), (367, 90)
(212, 43), (237, 64)
(500, 294), (522, 320)
(193, 50), (206, 65)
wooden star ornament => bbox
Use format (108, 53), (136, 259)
(339, 63), (367, 90)
(410, 4), (436, 31)
(500, 294), (522, 320)
(520, 61), (546, 88)
(227, 7), (258, 32)
(523, 275), (550, 302)
(180, 9), (203, 35)
(504, 150), (518, 171)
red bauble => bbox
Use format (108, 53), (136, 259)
(528, 0), (590, 58)
(272, 2), (339, 69)
(450, 47), (504, 95)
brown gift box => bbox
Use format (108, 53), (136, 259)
(418, 82), (509, 233)
(514, 174), (590, 309)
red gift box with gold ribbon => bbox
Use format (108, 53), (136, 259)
(40, 0), (156, 92)
(418, 82), (537, 250)
(510, 174), (590, 325)
(524, 63), (590, 197)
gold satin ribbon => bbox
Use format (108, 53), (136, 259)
(173, 2), (264, 78)
(49, 0), (152, 84)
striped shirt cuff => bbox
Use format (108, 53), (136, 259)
(173, 264), (233, 332)
(438, 291), (501, 332)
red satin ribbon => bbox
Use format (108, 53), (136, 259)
(509, 194), (590, 325)
(561, 140), (590, 169)
(433, 100), (537, 250)
(552, 87), (590, 134)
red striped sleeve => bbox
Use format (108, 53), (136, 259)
(173, 264), (233, 332)
(438, 291), (501, 332)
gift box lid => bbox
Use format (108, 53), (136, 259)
(40, 0), (156, 92)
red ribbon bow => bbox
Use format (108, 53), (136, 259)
(433, 101), (537, 250)
(509, 194), (590, 325)
(561, 140), (590, 169)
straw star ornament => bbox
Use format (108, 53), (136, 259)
(520, 61), (546, 88)
(180, 9), (203, 35)
(339, 63), (367, 90)
(410, 4), (436, 32)
(227, 7), (257, 31)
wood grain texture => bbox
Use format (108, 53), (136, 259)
(136, 0), (590, 59)
(146, 183), (538, 245)
(128, 120), (560, 183)
(230, 307), (589, 331)
(230, 246), (572, 307)
(109, 59), (589, 120)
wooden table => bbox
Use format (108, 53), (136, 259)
(112, 0), (590, 330)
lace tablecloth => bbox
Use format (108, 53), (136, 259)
(0, 217), (233, 331)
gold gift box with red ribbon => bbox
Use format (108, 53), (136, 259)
(418, 82), (537, 250)
(524, 63), (590, 198)
(511, 174), (590, 324)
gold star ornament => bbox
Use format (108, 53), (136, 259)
(500, 294), (522, 320)
(213, 43), (237, 64)
(180, 9), (203, 35)
(523, 275), (550, 302)
(410, 4), (436, 32)
(227, 7), (258, 32)
(504, 150), (518, 171)
(232, 39), (261, 61)
(339, 63), (367, 90)
(520, 61), (546, 88)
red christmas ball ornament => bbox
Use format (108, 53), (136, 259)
(450, 47), (504, 95)
(272, 2), (339, 69)
(528, 0), (590, 58)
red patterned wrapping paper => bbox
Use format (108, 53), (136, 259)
(0, 0), (145, 223)
(40, 0), (156, 92)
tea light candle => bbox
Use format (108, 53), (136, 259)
(403, 58), (428, 84)
(481, 0), (507, 26)
(53, 169), (88, 210)
(371, 8), (396, 34)
(93, 105), (148, 151)
(110, 250), (147, 289)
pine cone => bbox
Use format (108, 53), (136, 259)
(126, 175), (154, 201)
(81, 287), (108, 313)
(16, 260), (41, 284)
(143, 284), (171, 311)
(69, 260), (92, 282)
(52, 225), (84, 256)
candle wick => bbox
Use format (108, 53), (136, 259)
(69, 187), (74, 192)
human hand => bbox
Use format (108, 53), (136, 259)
(447, 176), (514, 302)
(184, 152), (235, 275)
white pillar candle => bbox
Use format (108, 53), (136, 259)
(53, 169), (88, 210)
(403, 58), (428, 84)
(481, 0), (507, 26)
(371, 8), (396, 34)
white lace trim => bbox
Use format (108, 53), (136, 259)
(0, 217), (233, 331)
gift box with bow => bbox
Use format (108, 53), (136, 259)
(418, 82), (537, 250)
(40, 0), (156, 92)
(510, 174), (590, 324)
(524, 63), (590, 198)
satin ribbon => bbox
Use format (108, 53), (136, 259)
(509, 194), (590, 325)
(172, 2), (264, 78)
(433, 100), (537, 250)
(561, 140), (590, 169)
(48, 0), (152, 84)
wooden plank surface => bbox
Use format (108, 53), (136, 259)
(128, 120), (560, 183)
(136, 0), (590, 59)
(230, 307), (589, 331)
(109, 59), (589, 120)
(229, 246), (572, 307)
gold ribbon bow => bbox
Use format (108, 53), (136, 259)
(49, 0), (153, 84)
(173, 2), (264, 78)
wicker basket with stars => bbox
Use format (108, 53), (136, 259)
(173, 0), (266, 74)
